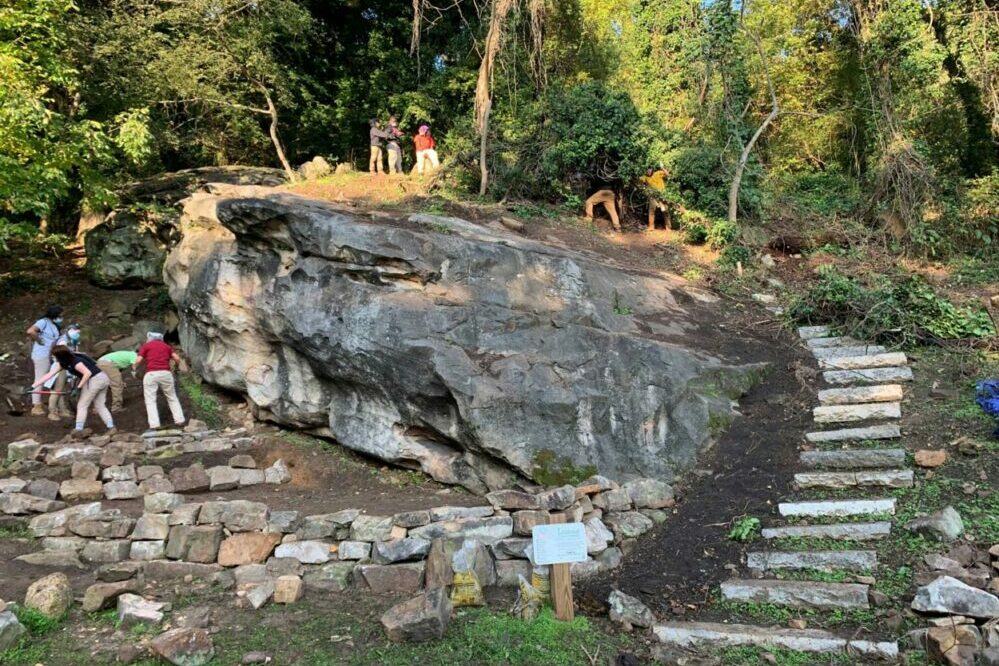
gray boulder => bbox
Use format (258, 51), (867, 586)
(906, 506), (965, 541)
(150, 627), (215, 666)
(911, 576), (999, 618)
(608, 589), (655, 628)
(380, 588), (452, 643)
(0, 611), (26, 651)
(164, 191), (765, 492)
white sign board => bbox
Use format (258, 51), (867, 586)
(531, 522), (588, 566)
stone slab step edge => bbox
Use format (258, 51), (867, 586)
(818, 352), (908, 371)
(817, 385), (904, 406)
(811, 345), (887, 360)
(806, 336), (862, 349)
(799, 448), (907, 469)
(653, 622), (898, 661)
(793, 469), (914, 490)
(798, 325), (832, 340)
(778, 498), (896, 518)
(813, 402), (901, 424)
(822, 367), (914, 386)
(746, 550), (877, 573)
(761, 521), (892, 541)
(720, 579), (870, 610)
(805, 424), (901, 443)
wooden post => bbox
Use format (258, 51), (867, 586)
(547, 513), (575, 621)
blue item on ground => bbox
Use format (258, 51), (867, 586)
(976, 380), (999, 437)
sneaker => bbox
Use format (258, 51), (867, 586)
(30, 405), (46, 416)
(59, 409), (74, 419)
(48, 412), (61, 422)
(105, 427), (118, 437)
(70, 428), (92, 440)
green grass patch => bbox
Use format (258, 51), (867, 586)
(360, 608), (614, 666)
(178, 375), (222, 428)
(779, 568), (863, 583)
(716, 600), (877, 628)
(0, 524), (31, 539)
(13, 606), (65, 635)
(719, 645), (852, 666)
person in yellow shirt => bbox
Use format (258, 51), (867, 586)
(640, 167), (672, 232)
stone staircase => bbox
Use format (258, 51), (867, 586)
(653, 324), (909, 661)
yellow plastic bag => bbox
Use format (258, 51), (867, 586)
(450, 570), (485, 607)
(512, 574), (544, 621)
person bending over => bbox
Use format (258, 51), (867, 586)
(33, 345), (115, 438)
(133, 332), (188, 431)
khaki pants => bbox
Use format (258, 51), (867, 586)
(50, 369), (70, 415)
(369, 146), (384, 174)
(31, 356), (49, 405)
(97, 360), (124, 411)
(143, 370), (184, 429)
(415, 149), (440, 174)
(648, 199), (670, 230)
(387, 144), (402, 174)
(77, 372), (112, 428)
(585, 190), (621, 231)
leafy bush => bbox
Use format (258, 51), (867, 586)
(718, 244), (752, 267)
(788, 265), (995, 345)
(706, 219), (738, 249)
(680, 210), (711, 244)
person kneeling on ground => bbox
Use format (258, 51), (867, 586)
(33, 345), (116, 438)
(414, 125), (440, 175)
(97, 349), (137, 413)
(133, 332), (188, 432)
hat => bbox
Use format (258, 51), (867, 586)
(418, 125), (430, 135)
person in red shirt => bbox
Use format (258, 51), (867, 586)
(413, 125), (440, 175)
(133, 331), (189, 430)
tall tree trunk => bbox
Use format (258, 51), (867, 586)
(474, 0), (516, 196)
(728, 32), (778, 224)
(257, 83), (297, 182)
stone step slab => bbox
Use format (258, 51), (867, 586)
(817, 385), (903, 406)
(778, 498), (895, 518)
(761, 522), (892, 541)
(813, 402), (901, 424)
(798, 326), (832, 340)
(652, 622), (898, 661)
(799, 449), (907, 469)
(823, 367), (914, 386)
(805, 424), (901, 443)
(746, 550), (877, 573)
(818, 353), (907, 370)
(793, 470), (913, 490)
(811, 345), (887, 360)
(721, 579), (870, 610)
(806, 336), (862, 349)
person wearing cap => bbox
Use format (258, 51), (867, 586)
(97, 349), (137, 413)
(414, 125), (440, 175)
(133, 332), (188, 430)
(25, 305), (64, 416)
(45, 323), (83, 421)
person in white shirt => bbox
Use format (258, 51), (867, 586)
(25, 305), (63, 416)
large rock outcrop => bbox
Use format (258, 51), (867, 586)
(84, 167), (287, 287)
(164, 189), (767, 493)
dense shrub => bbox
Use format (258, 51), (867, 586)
(788, 265), (995, 345)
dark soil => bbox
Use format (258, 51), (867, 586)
(579, 323), (813, 616)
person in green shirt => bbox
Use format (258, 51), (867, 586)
(97, 350), (137, 413)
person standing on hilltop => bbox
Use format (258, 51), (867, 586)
(386, 116), (404, 174)
(414, 125), (440, 175)
(369, 119), (389, 174)
(97, 349), (137, 413)
(25, 305), (63, 416)
(133, 331), (188, 431)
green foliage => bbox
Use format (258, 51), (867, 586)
(728, 515), (760, 542)
(718, 244), (752, 267)
(13, 606), (64, 634)
(720, 645), (851, 666)
(178, 376), (222, 429)
(788, 265), (995, 345)
(706, 219), (738, 249)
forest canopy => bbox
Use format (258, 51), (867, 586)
(1, 0), (997, 257)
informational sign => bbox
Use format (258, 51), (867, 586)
(531, 522), (588, 566)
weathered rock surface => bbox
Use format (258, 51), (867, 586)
(380, 588), (452, 643)
(0, 611), (26, 651)
(608, 589), (655, 628)
(906, 506), (965, 541)
(911, 576), (999, 618)
(150, 627), (215, 666)
(24, 572), (72, 618)
(164, 190), (765, 491)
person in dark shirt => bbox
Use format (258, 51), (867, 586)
(33, 345), (115, 438)
(369, 119), (389, 174)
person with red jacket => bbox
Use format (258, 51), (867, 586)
(413, 125), (440, 175)
(133, 331), (189, 430)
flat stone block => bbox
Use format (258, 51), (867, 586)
(798, 326), (831, 340)
(813, 402), (901, 424)
(805, 424), (901, 443)
(721, 579), (869, 610)
(807, 336), (861, 348)
(793, 470), (913, 489)
(811, 345), (887, 360)
(817, 385), (903, 405)
(823, 367), (913, 386)
(778, 498), (895, 518)
(761, 522), (892, 541)
(799, 449), (906, 469)
(746, 550), (877, 573)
